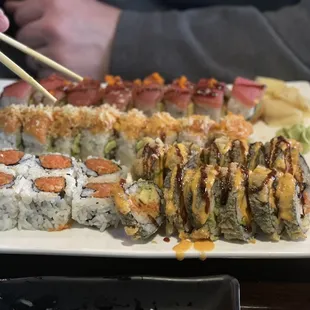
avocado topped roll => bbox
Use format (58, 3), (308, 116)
(164, 165), (191, 236)
(276, 172), (309, 240)
(248, 166), (282, 241)
(218, 163), (254, 242)
(247, 142), (266, 171)
(132, 137), (166, 188)
(113, 180), (164, 240)
(185, 165), (220, 241)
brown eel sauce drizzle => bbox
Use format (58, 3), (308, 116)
(176, 164), (188, 226)
(200, 166), (210, 214)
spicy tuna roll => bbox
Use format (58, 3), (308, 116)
(113, 180), (164, 240)
(18, 175), (75, 231)
(72, 180), (120, 232)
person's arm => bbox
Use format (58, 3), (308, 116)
(111, 0), (310, 82)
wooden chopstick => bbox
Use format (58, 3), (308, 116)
(0, 33), (83, 82)
(0, 51), (58, 103)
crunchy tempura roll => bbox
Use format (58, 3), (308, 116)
(133, 73), (165, 116)
(164, 165), (191, 236)
(72, 180), (120, 232)
(192, 78), (226, 122)
(21, 105), (53, 155)
(132, 137), (166, 188)
(163, 76), (194, 117)
(143, 112), (181, 145)
(178, 115), (215, 148)
(51, 105), (83, 156)
(164, 143), (190, 173)
(18, 175), (75, 231)
(104, 75), (133, 111)
(227, 77), (265, 122)
(114, 109), (147, 167)
(248, 166), (282, 241)
(276, 172), (309, 240)
(80, 157), (126, 183)
(184, 165), (220, 241)
(0, 105), (23, 149)
(0, 168), (25, 230)
(247, 142), (266, 171)
(218, 163), (254, 242)
(79, 106), (119, 160)
(113, 180), (164, 240)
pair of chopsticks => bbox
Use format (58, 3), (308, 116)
(0, 33), (83, 103)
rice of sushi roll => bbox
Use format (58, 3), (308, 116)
(72, 179), (120, 232)
(275, 172), (309, 240)
(143, 112), (181, 145)
(0, 105), (23, 149)
(163, 76), (194, 118)
(227, 77), (265, 122)
(21, 105), (53, 155)
(79, 106), (119, 160)
(132, 137), (166, 188)
(178, 115), (215, 147)
(113, 179), (164, 240)
(247, 142), (266, 171)
(0, 168), (25, 230)
(50, 105), (83, 156)
(0, 149), (34, 176)
(184, 165), (220, 241)
(248, 166), (282, 241)
(164, 165), (191, 236)
(114, 109), (147, 167)
(218, 163), (254, 242)
(80, 156), (126, 183)
(18, 175), (75, 231)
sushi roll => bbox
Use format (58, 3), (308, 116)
(192, 78), (225, 122)
(205, 136), (232, 167)
(0, 149), (34, 176)
(184, 165), (220, 241)
(178, 115), (215, 148)
(132, 137), (166, 188)
(163, 76), (194, 118)
(80, 156), (126, 183)
(164, 165), (191, 236)
(18, 175), (74, 231)
(132, 73), (165, 116)
(164, 143), (189, 173)
(143, 112), (181, 145)
(21, 105), (53, 155)
(114, 109), (147, 167)
(247, 142), (266, 171)
(218, 163), (254, 242)
(0, 80), (33, 108)
(66, 78), (105, 106)
(79, 106), (119, 160)
(0, 105), (23, 149)
(113, 179), (164, 240)
(51, 105), (83, 156)
(104, 75), (133, 111)
(227, 77), (265, 122)
(275, 172), (309, 240)
(72, 179), (120, 232)
(248, 166), (282, 241)
(0, 168), (25, 230)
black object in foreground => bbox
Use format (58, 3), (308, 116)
(0, 275), (240, 310)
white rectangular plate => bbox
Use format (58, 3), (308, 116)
(0, 79), (310, 259)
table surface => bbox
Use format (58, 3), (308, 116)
(0, 254), (309, 310)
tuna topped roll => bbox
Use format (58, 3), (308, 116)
(133, 73), (165, 116)
(113, 180), (164, 240)
(132, 137), (166, 188)
(218, 163), (254, 242)
(184, 165), (220, 241)
(163, 76), (194, 118)
(0, 105), (23, 149)
(104, 75), (133, 111)
(227, 77), (265, 122)
(248, 166), (282, 241)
